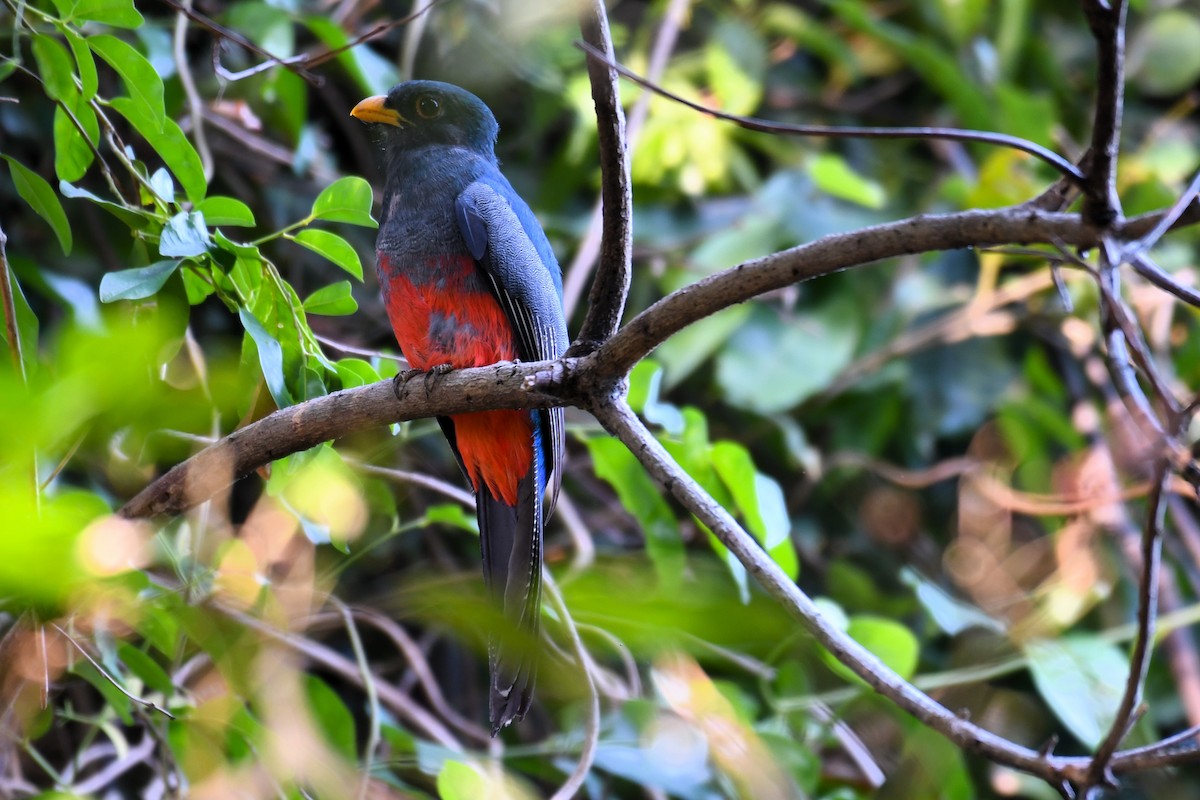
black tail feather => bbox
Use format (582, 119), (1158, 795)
(478, 469), (542, 735)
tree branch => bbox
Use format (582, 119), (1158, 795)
(576, 42), (1086, 184)
(121, 204), (1198, 519)
(568, 0), (634, 355)
(1084, 457), (1169, 794)
(1081, 0), (1128, 225)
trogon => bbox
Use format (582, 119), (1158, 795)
(351, 81), (568, 733)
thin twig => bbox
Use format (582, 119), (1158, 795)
(0, 224), (23, 378)
(1084, 456), (1169, 792)
(544, 574), (600, 800)
(1129, 251), (1200, 309)
(1123, 168), (1200, 260)
(306, 607), (490, 744)
(69, 734), (157, 796)
(215, 602), (464, 750)
(52, 625), (176, 720)
(353, 462), (476, 508)
(329, 597), (380, 800)
(562, 0), (690, 320)
(174, 0), (213, 182)
(575, 42), (1086, 184)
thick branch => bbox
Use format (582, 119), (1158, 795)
(569, 0), (633, 354)
(122, 204), (1198, 519)
(596, 206), (1178, 376)
(120, 360), (573, 518)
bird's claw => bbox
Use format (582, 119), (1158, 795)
(391, 364), (454, 401)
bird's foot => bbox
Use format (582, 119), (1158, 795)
(391, 364), (454, 401)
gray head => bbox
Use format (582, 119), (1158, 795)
(351, 80), (499, 156)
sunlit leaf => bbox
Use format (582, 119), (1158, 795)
(900, 567), (1005, 636)
(88, 35), (165, 130)
(334, 358), (380, 390)
(311, 176), (377, 228)
(53, 94), (99, 183)
(425, 503), (478, 533)
(1024, 636), (1128, 750)
(60, 180), (148, 228)
(72, 0), (144, 27)
(109, 99), (207, 203)
(809, 153), (886, 209)
(823, 615), (920, 685)
(31, 34), (76, 103)
(5, 157), (72, 255)
(437, 761), (488, 800)
(159, 211), (209, 258)
(99, 260), (182, 302)
(291, 229), (364, 280)
(197, 196), (255, 227)
(239, 307), (293, 407)
(302, 281), (358, 316)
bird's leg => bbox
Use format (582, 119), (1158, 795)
(422, 363), (454, 397)
(391, 364), (454, 402)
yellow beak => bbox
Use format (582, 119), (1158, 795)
(350, 96), (407, 126)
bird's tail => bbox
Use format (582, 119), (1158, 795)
(477, 451), (544, 735)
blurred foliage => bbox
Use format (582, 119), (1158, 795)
(1, 0), (1200, 798)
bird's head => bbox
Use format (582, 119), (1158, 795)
(351, 80), (499, 156)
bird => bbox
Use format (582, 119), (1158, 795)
(351, 81), (568, 734)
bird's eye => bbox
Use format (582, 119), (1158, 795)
(415, 95), (442, 119)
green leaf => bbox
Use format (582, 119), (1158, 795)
(334, 358), (380, 389)
(424, 503), (478, 533)
(147, 168), (175, 204)
(290, 229), (363, 280)
(848, 616), (919, 679)
(196, 196), (255, 227)
(1024, 636), (1128, 750)
(716, 302), (858, 414)
(5, 157), (72, 255)
(54, 97), (99, 182)
(588, 436), (685, 585)
(303, 16), (398, 95)
(899, 568), (1005, 636)
(311, 176), (377, 227)
(61, 28), (98, 100)
(159, 211), (209, 258)
(73, 660), (134, 725)
(99, 260), (183, 302)
(304, 675), (356, 760)
(437, 761), (489, 800)
(89, 35), (165, 131)
(31, 34), (76, 103)
(823, 615), (920, 685)
(1130, 10), (1200, 96)
(809, 153), (886, 209)
(60, 180), (148, 228)
(239, 307), (293, 407)
(72, 0), (143, 27)
(1, 271), (39, 376)
(117, 643), (174, 695)
(710, 441), (798, 580)
(109, 99), (207, 203)
(302, 281), (358, 316)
